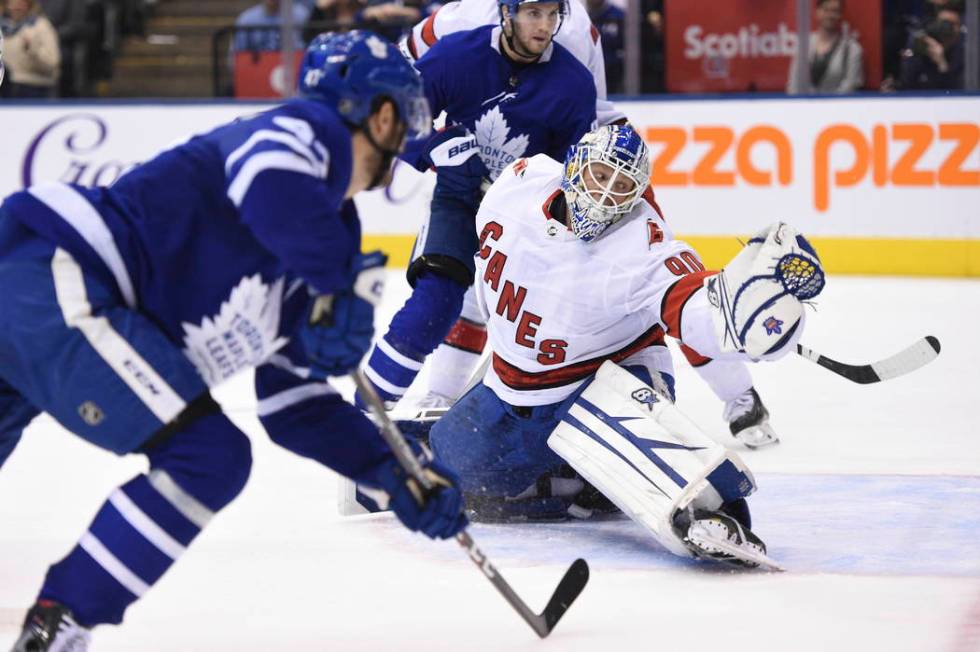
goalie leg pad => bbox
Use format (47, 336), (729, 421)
(548, 361), (756, 558)
(706, 222), (824, 360)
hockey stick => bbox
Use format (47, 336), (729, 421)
(351, 369), (589, 638)
(796, 336), (941, 384)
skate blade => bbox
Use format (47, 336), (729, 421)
(735, 424), (780, 450)
(387, 405), (450, 423)
(686, 533), (786, 572)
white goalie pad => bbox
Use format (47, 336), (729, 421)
(705, 222), (824, 360)
(548, 361), (757, 558)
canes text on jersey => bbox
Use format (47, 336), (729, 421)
(478, 222), (568, 365)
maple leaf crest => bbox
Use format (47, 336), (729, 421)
(474, 106), (530, 180)
(182, 275), (288, 387)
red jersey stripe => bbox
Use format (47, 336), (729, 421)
(492, 323), (666, 390)
(421, 10), (440, 46)
(679, 342), (712, 367)
(642, 187), (664, 220)
(661, 270), (714, 338)
(443, 317), (487, 354)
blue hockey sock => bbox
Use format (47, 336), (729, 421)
(38, 412), (252, 626)
(362, 272), (465, 403)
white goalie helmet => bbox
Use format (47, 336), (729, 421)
(0, 30), (5, 87)
(560, 124), (650, 242)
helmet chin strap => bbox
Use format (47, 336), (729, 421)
(363, 120), (403, 190)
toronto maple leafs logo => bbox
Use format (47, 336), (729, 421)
(182, 276), (288, 386)
(474, 106), (530, 180)
(763, 316), (784, 335)
(631, 387), (659, 411)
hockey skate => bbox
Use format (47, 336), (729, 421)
(675, 508), (784, 572)
(724, 387), (779, 449)
(12, 600), (91, 652)
(387, 392), (453, 425)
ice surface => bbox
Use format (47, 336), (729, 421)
(1, 274), (978, 651)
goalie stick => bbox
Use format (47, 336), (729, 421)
(796, 336), (941, 384)
(351, 370), (589, 638)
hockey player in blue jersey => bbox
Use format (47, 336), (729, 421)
(1, 31), (467, 651)
(359, 0), (598, 410)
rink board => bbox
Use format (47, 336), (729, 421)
(0, 94), (977, 275)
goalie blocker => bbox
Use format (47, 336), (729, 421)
(550, 361), (778, 569)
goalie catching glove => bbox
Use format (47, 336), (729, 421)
(361, 441), (469, 540)
(706, 222), (824, 360)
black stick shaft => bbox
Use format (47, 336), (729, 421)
(350, 370), (585, 638)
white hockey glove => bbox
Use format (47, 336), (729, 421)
(705, 223), (824, 360)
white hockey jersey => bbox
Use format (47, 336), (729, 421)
(474, 154), (715, 406)
(402, 0), (625, 126)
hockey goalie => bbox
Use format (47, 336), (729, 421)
(370, 124), (824, 569)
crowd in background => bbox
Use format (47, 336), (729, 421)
(0, 0), (153, 98)
(0, 0), (975, 99)
(228, 0), (972, 94)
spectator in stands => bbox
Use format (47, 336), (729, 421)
(640, 0), (664, 93)
(303, 0), (365, 43)
(586, 0), (624, 94)
(786, 0), (864, 94)
(232, 0), (311, 52)
(898, 4), (965, 89)
(37, 0), (88, 97)
(0, 0), (61, 98)
(359, 0), (420, 43)
(881, 0), (961, 90)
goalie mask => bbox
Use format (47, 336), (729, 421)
(560, 125), (650, 242)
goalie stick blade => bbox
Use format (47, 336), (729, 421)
(796, 336), (941, 384)
(539, 558), (590, 635)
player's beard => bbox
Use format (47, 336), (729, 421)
(365, 122), (406, 190)
(506, 20), (552, 61)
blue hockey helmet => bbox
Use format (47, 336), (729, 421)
(299, 30), (431, 140)
(498, 0), (568, 34)
(560, 125), (650, 242)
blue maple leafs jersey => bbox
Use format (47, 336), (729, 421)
(415, 24), (597, 179)
(2, 99), (359, 386)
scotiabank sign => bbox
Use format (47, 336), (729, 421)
(666, 0), (882, 92)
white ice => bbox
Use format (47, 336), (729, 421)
(1, 273), (978, 652)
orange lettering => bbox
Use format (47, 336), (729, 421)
(872, 124), (889, 187)
(692, 127), (735, 186)
(646, 127), (687, 186)
(736, 126), (792, 186)
(814, 125), (870, 212)
(891, 123), (934, 186)
(938, 123), (980, 186)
